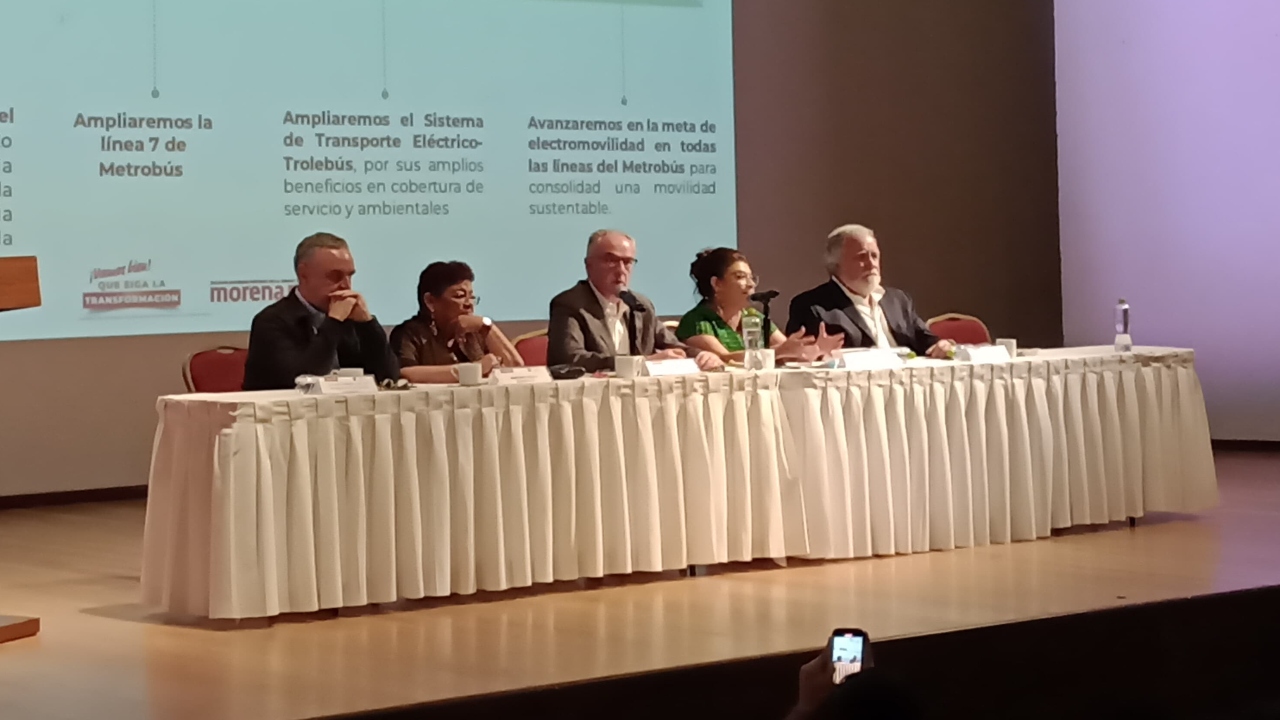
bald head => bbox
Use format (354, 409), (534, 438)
(586, 229), (634, 255)
(584, 229), (637, 299)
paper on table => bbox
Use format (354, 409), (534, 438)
(492, 366), (554, 384)
(835, 348), (905, 371)
(955, 345), (1012, 364)
(644, 358), (701, 377)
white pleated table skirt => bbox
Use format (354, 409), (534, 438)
(140, 346), (1217, 619)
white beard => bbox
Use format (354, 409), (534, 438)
(848, 274), (881, 297)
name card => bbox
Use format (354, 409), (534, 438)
(492, 366), (553, 384)
(644, 358), (702, 377)
(835, 348), (905, 371)
(955, 344), (1012, 364)
(296, 373), (380, 395)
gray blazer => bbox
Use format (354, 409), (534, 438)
(547, 280), (684, 371)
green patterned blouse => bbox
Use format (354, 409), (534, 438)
(675, 302), (778, 353)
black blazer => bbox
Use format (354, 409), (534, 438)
(547, 280), (685, 372)
(242, 292), (399, 390)
(785, 280), (939, 356)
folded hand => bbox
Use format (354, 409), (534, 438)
(328, 290), (370, 322)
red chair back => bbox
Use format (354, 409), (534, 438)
(927, 313), (992, 345)
(184, 346), (249, 392)
(514, 332), (549, 367)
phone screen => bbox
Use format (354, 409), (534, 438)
(830, 631), (865, 684)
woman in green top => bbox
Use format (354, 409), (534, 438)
(676, 247), (840, 363)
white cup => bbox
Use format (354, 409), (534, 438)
(996, 338), (1017, 357)
(615, 355), (644, 379)
(745, 348), (776, 371)
(456, 362), (483, 386)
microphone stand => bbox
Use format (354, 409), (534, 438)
(757, 297), (774, 352)
(619, 290), (643, 355)
(748, 290), (780, 355)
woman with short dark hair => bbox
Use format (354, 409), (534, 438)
(390, 261), (523, 383)
(677, 247), (839, 363)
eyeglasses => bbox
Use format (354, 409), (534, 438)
(598, 254), (638, 269)
(452, 295), (480, 306)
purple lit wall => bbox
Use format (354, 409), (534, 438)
(1055, 0), (1280, 441)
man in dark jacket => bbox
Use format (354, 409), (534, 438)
(242, 232), (399, 390)
(786, 224), (954, 359)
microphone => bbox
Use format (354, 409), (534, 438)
(618, 290), (646, 313)
(750, 290), (780, 303)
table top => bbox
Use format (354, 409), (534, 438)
(163, 346), (1194, 405)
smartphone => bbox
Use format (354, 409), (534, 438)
(829, 628), (869, 684)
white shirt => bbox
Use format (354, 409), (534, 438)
(589, 282), (631, 355)
(833, 278), (897, 349)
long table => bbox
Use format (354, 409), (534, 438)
(140, 347), (1218, 619)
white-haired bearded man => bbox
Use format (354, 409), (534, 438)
(785, 224), (955, 359)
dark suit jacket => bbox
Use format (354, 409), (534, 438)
(785, 280), (939, 356)
(242, 293), (399, 390)
(547, 280), (685, 372)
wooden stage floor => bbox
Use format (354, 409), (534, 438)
(1, 450), (1277, 720)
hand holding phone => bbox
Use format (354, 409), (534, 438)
(789, 628), (876, 719)
(829, 628), (869, 684)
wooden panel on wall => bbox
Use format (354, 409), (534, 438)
(0, 256), (41, 311)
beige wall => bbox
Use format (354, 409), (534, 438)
(0, 0), (1061, 496)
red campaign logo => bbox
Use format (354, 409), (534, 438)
(83, 290), (182, 311)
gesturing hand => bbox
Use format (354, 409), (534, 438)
(774, 328), (813, 362)
(814, 322), (844, 357)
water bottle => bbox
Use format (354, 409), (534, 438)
(1114, 298), (1132, 352)
(741, 314), (764, 351)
